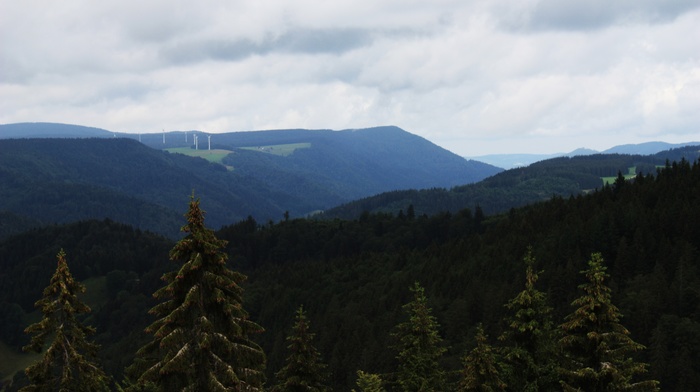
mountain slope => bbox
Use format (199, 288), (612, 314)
(322, 146), (700, 219)
(0, 138), (264, 237)
(0, 124), (500, 238)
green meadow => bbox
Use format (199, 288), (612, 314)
(602, 166), (637, 185)
(240, 142), (311, 157)
(165, 147), (233, 164)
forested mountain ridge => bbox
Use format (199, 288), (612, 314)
(0, 122), (502, 191)
(0, 158), (698, 391)
(0, 125), (500, 238)
(322, 146), (700, 219)
(0, 138), (264, 238)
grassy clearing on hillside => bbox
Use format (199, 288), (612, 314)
(602, 166), (637, 185)
(165, 147), (233, 164)
(0, 341), (40, 385)
(240, 142), (311, 157)
(81, 276), (109, 310)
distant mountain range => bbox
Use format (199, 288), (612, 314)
(2, 122), (699, 238)
(469, 142), (700, 169)
(0, 122), (500, 238)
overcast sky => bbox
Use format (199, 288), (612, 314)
(2, 1), (699, 155)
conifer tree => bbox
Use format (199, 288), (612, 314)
(392, 282), (448, 392)
(458, 324), (506, 392)
(127, 195), (266, 391)
(352, 370), (385, 392)
(272, 305), (330, 392)
(559, 253), (660, 392)
(21, 249), (109, 392)
(498, 248), (558, 391)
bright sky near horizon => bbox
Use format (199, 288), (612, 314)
(1, 1), (699, 156)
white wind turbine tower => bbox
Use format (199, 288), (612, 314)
(208, 135), (211, 150)
(194, 134), (199, 150)
(162, 129), (165, 144)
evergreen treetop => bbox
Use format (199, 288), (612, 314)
(459, 324), (506, 392)
(272, 305), (330, 392)
(498, 248), (558, 391)
(559, 253), (660, 392)
(352, 370), (385, 392)
(392, 282), (448, 392)
(126, 195), (266, 391)
(21, 249), (109, 392)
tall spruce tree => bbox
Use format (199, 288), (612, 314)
(559, 253), (660, 392)
(392, 282), (448, 392)
(498, 248), (558, 391)
(126, 196), (266, 391)
(21, 249), (109, 392)
(272, 305), (330, 392)
(458, 324), (506, 392)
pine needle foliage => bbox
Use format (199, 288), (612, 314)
(21, 249), (110, 392)
(459, 324), (506, 392)
(127, 195), (266, 391)
(272, 305), (330, 392)
(498, 248), (558, 391)
(559, 253), (660, 392)
(352, 370), (385, 392)
(392, 282), (448, 392)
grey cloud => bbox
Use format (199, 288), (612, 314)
(161, 28), (373, 64)
(512, 0), (700, 31)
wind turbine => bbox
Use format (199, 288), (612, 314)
(208, 135), (211, 150)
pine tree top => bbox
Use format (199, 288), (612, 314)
(21, 249), (109, 392)
(559, 253), (660, 392)
(273, 305), (330, 392)
(393, 282), (448, 392)
(127, 195), (266, 391)
(459, 324), (507, 392)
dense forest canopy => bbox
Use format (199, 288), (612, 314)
(0, 157), (699, 391)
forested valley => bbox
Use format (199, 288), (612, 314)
(1, 158), (699, 391)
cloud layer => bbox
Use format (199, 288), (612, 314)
(1, 0), (699, 155)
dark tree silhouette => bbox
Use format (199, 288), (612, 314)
(21, 249), (109, 392)
(127, 196), (266, 391)
(559, 253), (659, 392)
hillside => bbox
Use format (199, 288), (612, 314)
(0, 124), (500, 238)
(0, 138), (268, 238)
(0, 158), (698, 391)
(322, 146), (700, 219)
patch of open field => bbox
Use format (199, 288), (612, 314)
(240, 142), (311, 157)
(0, 340), (40, 386)
(81, 276), (109, 310)
(165, 147), (233, 164)
(602, 166), (637, 186)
